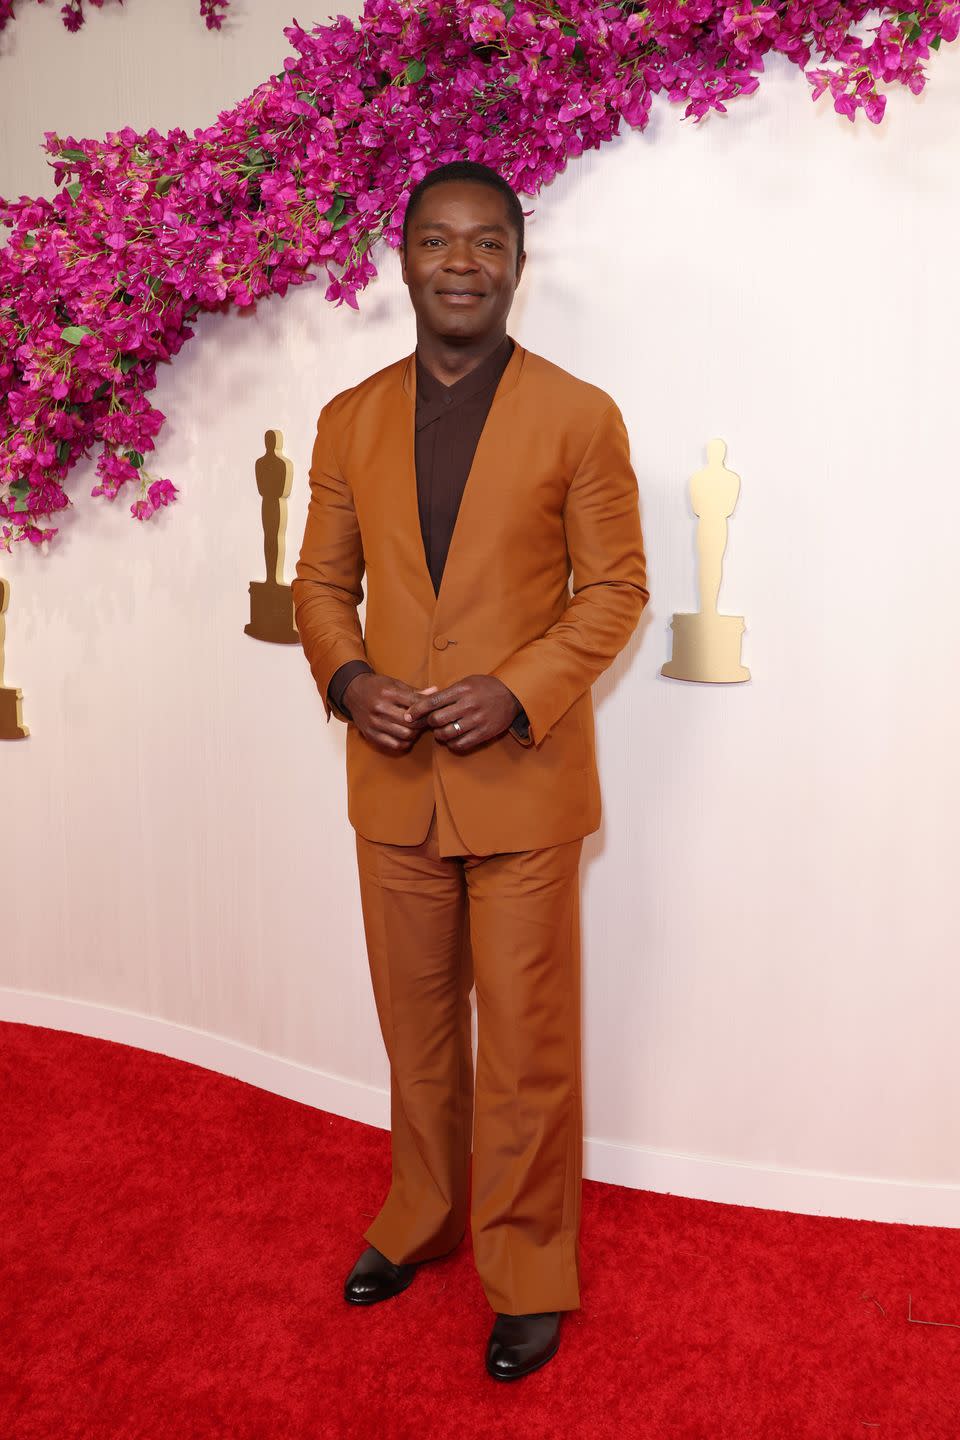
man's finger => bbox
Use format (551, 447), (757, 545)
(388, 683), (436, 702)
(398, 684), (439, 724)
(426, 701), (469, 730)
(404, 685), (454, 722)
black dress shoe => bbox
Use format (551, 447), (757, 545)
(485, 1311), (561, 1380)
(343, 1244), (418, 1304)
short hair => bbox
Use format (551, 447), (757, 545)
(401, 161), (524, 266)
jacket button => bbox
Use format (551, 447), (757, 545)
(433, 636), (449, 650)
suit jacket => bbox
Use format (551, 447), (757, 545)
(324, 333), (530, 740)
(292, 335), (649, 853)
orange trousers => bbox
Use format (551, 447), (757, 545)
(354, 766), (584, 1316)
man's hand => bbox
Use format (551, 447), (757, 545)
(343, 674), (440, 754)
(402, 675), (521, 755)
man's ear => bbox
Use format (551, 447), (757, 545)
(515, 250), (526, 284)
(399, 243), (408, 283)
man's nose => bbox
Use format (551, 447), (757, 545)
(443, 244), (478, 271)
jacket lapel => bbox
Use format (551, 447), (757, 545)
(398, 336), (527, 614)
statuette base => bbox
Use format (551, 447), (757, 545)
(0, 686), (29, 739)
(244, 581), (299, 645)
(661, 612), (750, 683)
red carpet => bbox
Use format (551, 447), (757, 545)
(1, 1019), (958, 1439)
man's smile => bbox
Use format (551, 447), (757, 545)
(435, 288), (485, 303)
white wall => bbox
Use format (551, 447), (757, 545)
(2, 0), (959, 1224)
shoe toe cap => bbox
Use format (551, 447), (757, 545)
(485, 1314), (561, 1378)
(343, 1252), (416, 1303)
(486, 1346), (527, 1378)
(345, 1275), (381, 1301)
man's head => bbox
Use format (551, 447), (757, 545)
(400, 161), (526, 344)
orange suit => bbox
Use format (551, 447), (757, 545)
(293, 337), (648, 1313)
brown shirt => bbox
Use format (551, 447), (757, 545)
(327, 333), (530, 738)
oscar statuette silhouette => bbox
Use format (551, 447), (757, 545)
(244, 429), (301, 645)
(661, 438), (750, 683)
(0, 576), (29, 739)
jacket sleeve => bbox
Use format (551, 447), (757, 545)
(492, 400), (649, 749)
(291, 404), (370, 725)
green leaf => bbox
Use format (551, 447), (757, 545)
(154, 175), (176, 197)
(404, 58), (426, 83)
(931, 32), (941, 47)
(93, 381), (111, 400)
(23, 232), (37, 249)
(147, 275), (164, 294)
(59, 148), (87, 162)
(323, 192), (346, 222)
(125, 450), (144, 470)
(908, 22), (922, 39)
(561, 22), (578, 35)
(332, 212), (353, 230)
(60, 325), (92, 344)
(65, 180), (82, 202)
(118, 353), (138, 374)
(502, 0), (515, 16)
(9, 478), (30, 514)
(55, 440), (71, 464)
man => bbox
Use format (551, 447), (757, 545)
(292, 159), (649, 1381)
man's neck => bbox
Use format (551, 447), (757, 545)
(415, 328), (509, 388)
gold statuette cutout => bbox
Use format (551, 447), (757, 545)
(0, 576), (29, 739)
(661, 438), (751, 684)
(244, 428), (301, 645)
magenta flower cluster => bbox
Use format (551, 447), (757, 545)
(0, 0), (956, 550)
(0, 0), (230, 37)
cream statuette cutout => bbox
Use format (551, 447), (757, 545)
(244, 428), (301, 645)
(661, 438), (751, 684)
(0, 576), (29, 739)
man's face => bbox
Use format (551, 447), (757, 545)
(400, 180), (525, 342)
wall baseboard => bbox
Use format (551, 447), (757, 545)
(3, 987), (957, 1229)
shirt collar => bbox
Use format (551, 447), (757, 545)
(415, 334), (515, 425)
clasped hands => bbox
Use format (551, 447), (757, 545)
(342, 672), (521, 755)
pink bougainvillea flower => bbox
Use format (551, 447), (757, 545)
(147, 478), (177, 509)
(0, 0), (956, 551)
(0, 0), (229, 36)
